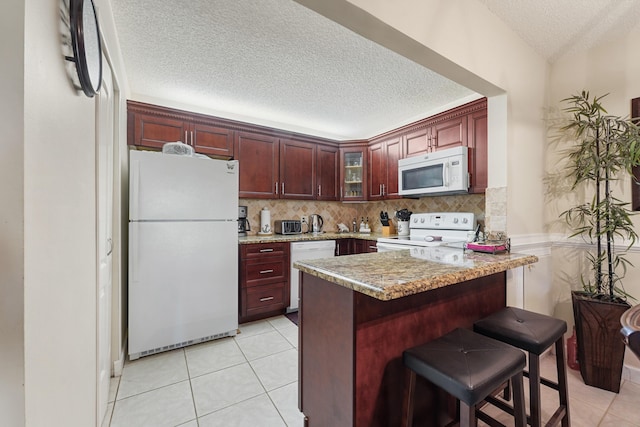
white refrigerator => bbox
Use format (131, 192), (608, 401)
(128, 150), (238, 360)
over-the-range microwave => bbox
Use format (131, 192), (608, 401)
(398, 146), (469, 197)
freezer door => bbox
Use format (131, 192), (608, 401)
(128, 221), (238, 356)
(129, 150), (238, 221)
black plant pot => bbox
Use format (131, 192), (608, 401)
(571, 291), (630, 393)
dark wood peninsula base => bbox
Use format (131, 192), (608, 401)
(299, 271), (507, 427)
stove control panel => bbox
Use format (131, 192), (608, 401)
(410, 212), (476, 231)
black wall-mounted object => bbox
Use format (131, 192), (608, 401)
(632, 97), (640, 210)
(66, 0), (102, 97)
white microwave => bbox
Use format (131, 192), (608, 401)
(398, 146), (469, 197)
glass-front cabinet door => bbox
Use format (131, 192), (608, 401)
(340, 145), (367, 201)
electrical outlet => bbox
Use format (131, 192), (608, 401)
(301, 216), (307, 224)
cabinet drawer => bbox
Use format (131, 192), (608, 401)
(245, 282), (287, 316)
(243, 258), (288, 286)
(241, 242), (289, 259)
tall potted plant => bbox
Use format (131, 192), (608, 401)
(559, 91), (640, 392)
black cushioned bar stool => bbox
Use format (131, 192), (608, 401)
(474, 307), (570, 427)
(402, 328), (527, 427)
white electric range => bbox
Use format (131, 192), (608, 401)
(377, 212), (477, 252)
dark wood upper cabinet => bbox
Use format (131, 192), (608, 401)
(368, 136), (402, 200)
(235, 134), (337, 201)
(368, 141), (385, 200)
(131, 111), (188, 150)
(317, 145), (339, 201)
(127, 101), (234, 158)
(385, 137), (402, 198)
(190, 122), (234, 157)
(399, 98), (487, 193)
(404, 127), (429, 158)
(128, 98), (488, 199)
(279, 139), (316, 200)
(340, 145), (367, 201)
(235, 132), (279, 199)
(432, 115), (467, 151)
(467, 108), (488, 194)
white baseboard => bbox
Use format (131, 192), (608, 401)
(112, 333), (127, 377)
(623, 363), (640, 385)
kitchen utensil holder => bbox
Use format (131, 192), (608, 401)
(382, 223), (395, 236)
(397, 220), (409, 236)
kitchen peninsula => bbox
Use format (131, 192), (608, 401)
(294, 248), (537, 427)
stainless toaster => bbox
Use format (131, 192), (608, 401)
(274, 220), (302, 235)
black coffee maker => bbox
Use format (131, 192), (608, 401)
(238, 206), (250, 236)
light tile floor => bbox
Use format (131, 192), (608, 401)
(103, 315), (640, 427)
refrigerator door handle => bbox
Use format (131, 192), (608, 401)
(130, 225), (139, 282)
(130, 161), (139, 219)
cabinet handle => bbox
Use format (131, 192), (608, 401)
(190, 130), (194, 145)
(318, 184), (321, 197)
(259, 296), (275, 302)
(184, 130), (188, 144)
(369, 245), (378, 251)
(382, 184), (386, 196)
(259, 269), (274, 274)
(259, 248), (274, 253)
(275, 181), (278, 195)
(281, 182), (285, 195)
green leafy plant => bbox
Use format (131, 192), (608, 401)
(560, 91), (640, 301)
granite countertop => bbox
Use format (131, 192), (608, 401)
(238, 231), (383, 244)
(294, 248), (538, 301)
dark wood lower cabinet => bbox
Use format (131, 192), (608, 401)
(335, 238), (354, 256)
(239, 242), (290, 323)
(354, 239), (377, 253)
(336, 238), (376, 256)
(299, 272), (506, 427)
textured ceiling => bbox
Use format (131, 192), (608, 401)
(110, 0), (640, 140)
(110, 0), (478, 140)
(477, 0), (640, 62)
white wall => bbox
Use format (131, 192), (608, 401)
(0, 0), (26, 425)
(23, 0), (99, 423)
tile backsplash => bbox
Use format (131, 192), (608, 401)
(240, 194), (486, 235)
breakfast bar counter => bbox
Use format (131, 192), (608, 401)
(294, 248), (537, 427)
(294, 248), (537, 300)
